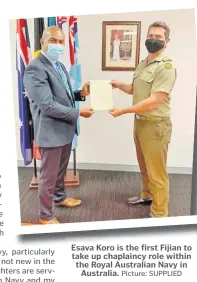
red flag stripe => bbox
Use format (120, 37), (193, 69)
(69, 16), (77, 66)
(57, 16), (67, 24)
(17, 19), (29, 66)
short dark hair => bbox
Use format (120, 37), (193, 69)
(148, 21), (170, 39)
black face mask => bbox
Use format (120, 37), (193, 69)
(145, 38), (165, 53)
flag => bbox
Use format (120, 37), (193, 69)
(16, 19), (33, 165)
(34, 18), (45, 58)
(33, 18), (45, 160)
(58, 16), (82, 150)
(57, 16), (67, 29)
(57, 17), (70, 70)
(48, 17), (56, 26)
(69, 16), (82, 149)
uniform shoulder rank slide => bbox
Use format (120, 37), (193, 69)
(162, 56), (172, 69)
(162, 56), (172, 61)
(164, 62), (172, 69)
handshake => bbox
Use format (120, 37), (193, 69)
(79, 80), (122, 118)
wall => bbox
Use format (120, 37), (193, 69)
(9, 9), (197, 171)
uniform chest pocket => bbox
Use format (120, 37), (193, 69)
(133, 70), (140, 80)
(139, 71), (155, 82)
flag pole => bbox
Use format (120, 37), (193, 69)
(29, 120), (38, 188)
(30, 153), (38, 188)
(30, 120), (37, 178)
(34, 158), (37, 178)
(73, 149), (76, 176)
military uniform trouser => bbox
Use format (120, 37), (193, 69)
(133, 116), (172, 217)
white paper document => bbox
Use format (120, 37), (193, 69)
(90, 80), (113, 110)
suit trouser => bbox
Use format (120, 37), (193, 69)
(38, 143), (72, 221)
(133, 118), (172, 217)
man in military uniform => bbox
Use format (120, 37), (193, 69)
(109, 21), (177, 217)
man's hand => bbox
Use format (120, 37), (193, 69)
(81, 81), (90, 96)
(110, 80), (133, 95)
(80, 108), (94, 118)
(108, 108), (125, 117)
(110, 80), (120, 89)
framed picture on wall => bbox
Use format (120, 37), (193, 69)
(102, 21), (141, 71)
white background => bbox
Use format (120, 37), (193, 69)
(0, 0), (197, 281)
(9, 8), (197, 172)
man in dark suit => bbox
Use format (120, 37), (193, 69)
(24, 26), (94, 224)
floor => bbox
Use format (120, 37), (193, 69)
(18, 167), (192, 224)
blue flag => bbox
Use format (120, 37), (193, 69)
(48, 17), (56, 26)
(57, 16), (82, 150)
(16, 19), (33, 165)
(69, 17), (82, 150)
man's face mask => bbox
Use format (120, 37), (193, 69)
(145, 38), (165, 54)
(46, 44), (65, 60)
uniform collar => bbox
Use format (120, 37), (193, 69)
(153, 50), (166, 62)
(144, 50), (165, 66)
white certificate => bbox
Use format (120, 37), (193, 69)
(89, 80), (113, 110)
